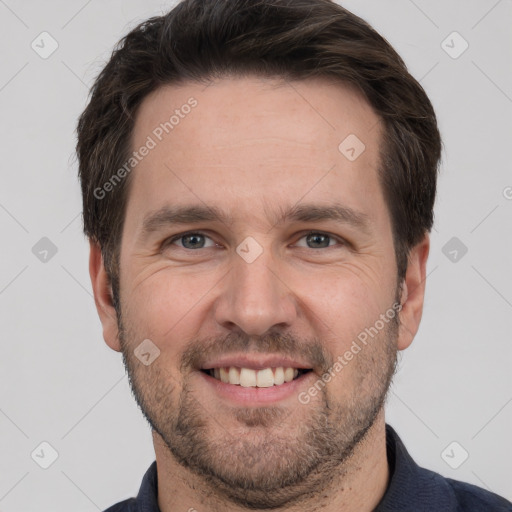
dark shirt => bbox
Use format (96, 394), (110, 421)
(104, 424), (512, 511)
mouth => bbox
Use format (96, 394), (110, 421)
(200, 367), (313, 388)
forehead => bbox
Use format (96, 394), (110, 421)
(134, 75), (379, 155)
(126, 76), (386, 231)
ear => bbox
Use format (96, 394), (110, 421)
(397, 234), (430, 351)
(89, 240), (122, 352)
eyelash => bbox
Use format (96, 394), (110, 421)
(164, 230), (346, 250)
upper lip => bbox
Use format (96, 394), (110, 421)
(199, 354), (313, 371)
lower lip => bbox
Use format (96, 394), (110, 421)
(197, 370), (315, 406)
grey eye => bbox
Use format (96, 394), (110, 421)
(172, 233), (215, 249)
(295, 232), (338, 249)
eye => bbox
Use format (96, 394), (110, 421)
(167, 232), (217, 250)
(163, 230), (345, 252)
(294, 231), (343, 249)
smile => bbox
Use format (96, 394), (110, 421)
(202, 367), (312, 387)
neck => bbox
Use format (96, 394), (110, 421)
(154, 409), (390, 512)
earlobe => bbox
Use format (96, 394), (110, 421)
(397, 234), (430, 351)
(89, 240), (122, 352)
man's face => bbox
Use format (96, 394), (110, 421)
(112, 77), (405, 507)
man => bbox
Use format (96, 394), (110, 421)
(76, 0), (512, 510)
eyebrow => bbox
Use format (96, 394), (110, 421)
(274, 203), (371, 233)
(140, 202), (372, 239)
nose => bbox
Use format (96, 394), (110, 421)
(213, 246), (298, 337)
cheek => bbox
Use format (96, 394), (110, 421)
(120, 252), (397, 355)
(121, 268), (217, 344)
(295, 267), (393, 344)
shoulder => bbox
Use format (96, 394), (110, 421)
(446, 477), (512, 511)
(102, 498), (137, 512)
(102, 461), (159, 511)
(380, 425), (512, 512)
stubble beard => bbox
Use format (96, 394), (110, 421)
(117, 304), (399, 509)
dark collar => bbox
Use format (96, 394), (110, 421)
(134, 459), (159, 512)
(132, 425), (460, 511)
(374, 424), (456, 511)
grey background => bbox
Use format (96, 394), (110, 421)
(0, 0), (511, 510)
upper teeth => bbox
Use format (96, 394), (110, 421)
(212, 367), (300, 387)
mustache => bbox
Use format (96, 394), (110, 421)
(180, 331), (333, 374)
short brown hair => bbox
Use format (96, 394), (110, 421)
(76, 0), (441, 306)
